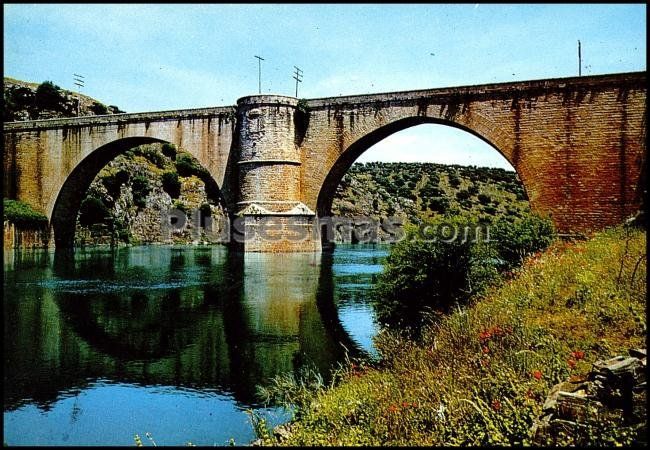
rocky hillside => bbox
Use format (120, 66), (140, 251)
(75, 143), (227, 246)
(3, 77), (124, 121)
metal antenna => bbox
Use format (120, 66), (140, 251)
(292, 66), (303, 97)
(254, 55), (264, 94)
(578, 40), (581, 77)
(73, 73), (85, 116)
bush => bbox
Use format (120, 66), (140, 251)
(161, 171), (181, 198)
(175, 152), (207, 178)
(4, 86), (34, 121)
(478, 193), (492, 205)
(3, 198), (48, 228)
(131, 175), (151, 208)
(78, 196), (110, 227)
(427, 196), (449, 213)
(101, 169), (129, 200)
(108, 105), (125, 114)
(34, 81), (66, 111)
(374, 212), (556, 338)
(89, 102), (108, 115)
(161, 143), (177, 159)
(491, 213), (556, 270)
(173, 199), (188, 213)
(133, 145), (167, 168)
(456, 189), (471, 201)
(374, 216), (494, 338)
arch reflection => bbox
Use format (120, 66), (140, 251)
(4, 245), (369, 411)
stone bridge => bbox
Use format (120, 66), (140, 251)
(3, 71), (646, 251)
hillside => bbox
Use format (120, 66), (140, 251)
(3, 76), (125, 121)
(333, 162), (530, 224)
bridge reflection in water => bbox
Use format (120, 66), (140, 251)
(3, 245), (375, 430)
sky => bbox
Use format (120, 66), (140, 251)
(4, 3), (646, 169)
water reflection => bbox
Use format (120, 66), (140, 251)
(3, 245), (382, 445)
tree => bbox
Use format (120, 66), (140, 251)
(90, 102), (108, 115)
(34, 81), (65, 111)
(161, 171), (181, 198)
(78, 196), (110, 227)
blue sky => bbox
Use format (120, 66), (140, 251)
(4, 3), (646, 169)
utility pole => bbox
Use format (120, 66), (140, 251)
(292, 66), (303, 97)
(73, 73), (85, 116)
(578, 40), (581, 77)
(254, 55), (264, 94)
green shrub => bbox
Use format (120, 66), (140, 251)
(78, 196), (110, 226)
(427, 196), (449, 213)
(4, 86), (34, 121)
(89, 102), (108, 115)
(108, 105), (125, 114)
(491, 213), (556, 270)
(374, 216), (493, 338)
(101, 169), (129, 200)
(131, 175), (151, 208)
(456, 189), (471, 201)
(161, 171), (181, 198)
(3, 199), (48, 228)
(133, 145), (167, 168)
(161, 143), (177, 159)
(175, 152), (207, 178)
(374, 212), (555, 338)
(34, 81), (65, 111)
(478, 193), (492, 205)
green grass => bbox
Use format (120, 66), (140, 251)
(258, 225), (646, 446)
(3, 198), (48, 228)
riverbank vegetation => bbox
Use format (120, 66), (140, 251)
(3, 198), (48, 228)
(256, 224), (646, 445)
(374, 212), (555, 338)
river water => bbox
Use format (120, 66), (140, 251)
(3, 244), (387, 446)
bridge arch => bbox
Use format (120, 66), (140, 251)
(315, 115), (525, 219)
(51, 136), (228, 248)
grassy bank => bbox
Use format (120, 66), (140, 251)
(257, 226), (646, 446)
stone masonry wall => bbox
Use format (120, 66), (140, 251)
(300, 72), (646, 235)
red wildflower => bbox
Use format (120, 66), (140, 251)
(491, 399), (502, 411)
(567, 359), (577, 369)
(402, 402), (410, 408)
(479, 330), (492, 342)
(532, 370), (543, 380)
(571, 350), (585, 360)
(387, 404), (398, 413)
(482, 346), (490, 354)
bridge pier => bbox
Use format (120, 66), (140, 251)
(234, 95), (321, 252)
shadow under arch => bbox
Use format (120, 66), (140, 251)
(316, 116), (528, 219)
(50, 137), (229, 248)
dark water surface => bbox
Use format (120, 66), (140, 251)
(3, 244), (386, 446)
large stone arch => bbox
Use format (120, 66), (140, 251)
(314, 115), (525, 218)
(51, 136), (229, 248)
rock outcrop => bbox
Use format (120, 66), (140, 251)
(532, 349), (647, 445)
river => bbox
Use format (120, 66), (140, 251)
(3, 244), (387, 446)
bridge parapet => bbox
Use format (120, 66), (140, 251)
(3, 106), (236, 131)
(304, 71), (646, 109)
